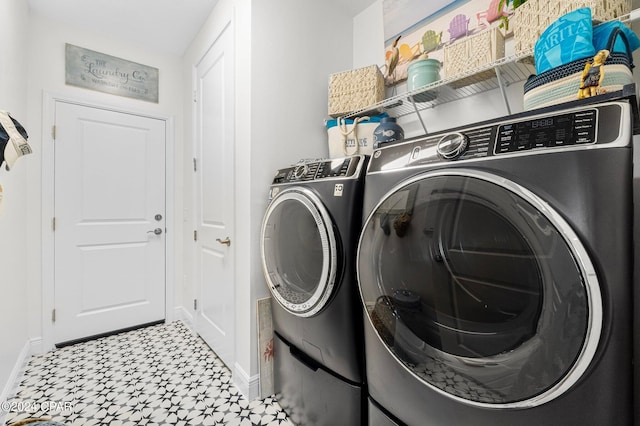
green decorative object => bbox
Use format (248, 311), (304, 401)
(421, 30), (442, 53)
(407, 57), (441, 102)
(497, 0), (528, 30)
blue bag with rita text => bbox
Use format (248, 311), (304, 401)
(534, 8), (595, 74)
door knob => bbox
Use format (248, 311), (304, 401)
(216, 237), (231, 246)
(147, 228), (163, 235)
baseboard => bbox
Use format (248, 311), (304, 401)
(0, 338), (36, 423)
(29, 337), (43, 357)
(233, 362), (260, 401)
(174, 306), (194, 329)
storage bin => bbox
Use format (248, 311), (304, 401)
(328, 65), (385, 118)
(326, 114), (386, 158)
(274, 334), (362, 425)
(443, 27), (505, 88)
(512, 0), (632, 54)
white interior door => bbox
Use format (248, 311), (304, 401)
(194, 22), (236, 368)
(53, 101), (166, 344)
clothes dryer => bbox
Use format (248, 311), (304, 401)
(261, 155), (367, 425)
(357, 100), (636, 425)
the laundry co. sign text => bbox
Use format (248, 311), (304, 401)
(65, 44), (159, 103)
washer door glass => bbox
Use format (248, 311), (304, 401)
(357, 170), (602, 408)
(261, 187), (338, 317)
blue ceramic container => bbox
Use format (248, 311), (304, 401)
(373, 117), (404, 148)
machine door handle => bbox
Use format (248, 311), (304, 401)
(216, 237), (231, 246)
(147, 228), (163, 235)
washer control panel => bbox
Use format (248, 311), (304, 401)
(272, 156), (362, 184)
(494, 109), (597, 154)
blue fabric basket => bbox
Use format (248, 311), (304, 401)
(524, 27), (634, 110)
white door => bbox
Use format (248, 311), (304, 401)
(194, 22), (235, 368)
(53, 101), (166, 344)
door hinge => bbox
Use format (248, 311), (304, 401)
(51, 125), (56, 140)
(193, 90), (197, 103)
(194, 230), (198, 241)
(52, 217), (56, 231)
(193, 299), (198, 310)
(51, 309), (56, 323)
(193, 158), (197, 172)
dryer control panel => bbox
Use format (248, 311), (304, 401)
(367, 102), (630, 173)
(272, 155), (363, 184)
(494, 109), (597, 154)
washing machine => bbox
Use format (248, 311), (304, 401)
(357, 99), (636, 425)
(261, 155), (368, 425)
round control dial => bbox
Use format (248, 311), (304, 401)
(293, 164), (309, 179)
(437, 132), (468, 160)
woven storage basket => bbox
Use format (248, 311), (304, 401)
(328, 65), (385, 118)
(513, 0), (632, 54)
(523, 55), (632, 109)
(443, 28), (505, 89)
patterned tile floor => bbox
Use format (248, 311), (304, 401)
(2, 321), (294, 426)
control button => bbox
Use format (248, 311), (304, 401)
(574, 110), (597, 144)
(273, 172), (287, 183)
(437, 132), (468, 159)
(292, 164), (309, 179)
(575, 136), (594, 144)
(548, 128), (571, 146)
(574, 126), (596, 144)
(497, 143), (511, 153)
(411, 146), (421, 160)
(531, 135), (546, 148)
(515, 139), (531, 150)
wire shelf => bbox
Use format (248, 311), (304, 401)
(344, 49), (536, 121)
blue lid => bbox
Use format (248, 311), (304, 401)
(326, 113), (389, 129)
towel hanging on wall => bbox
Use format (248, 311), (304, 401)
(0, 110), (31, 171)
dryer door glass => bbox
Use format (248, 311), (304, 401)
(357, 170), (601, 407)
(262, 188), (338, 317)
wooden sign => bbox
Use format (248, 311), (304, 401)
(65, 44), (159, 103)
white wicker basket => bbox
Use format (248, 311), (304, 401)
(328, 65), (385, 118)
(512, 0), (632, 54)
(443, 28), (505, 88)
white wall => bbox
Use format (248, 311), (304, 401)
(353, 1), (385, 69)
(25, 13), (185, 348)
(0, 0), (30, 403)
